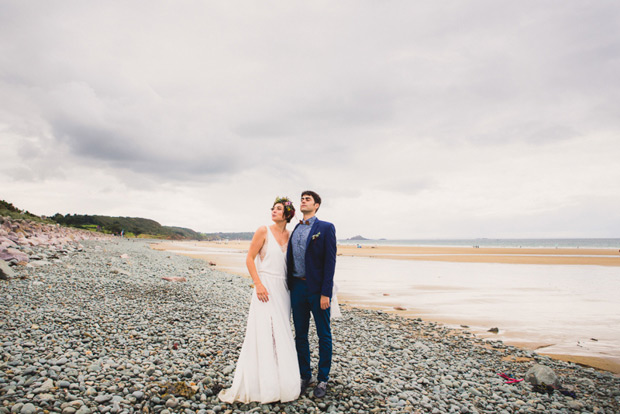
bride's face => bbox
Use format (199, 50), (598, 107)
(271, 203), (285, 222)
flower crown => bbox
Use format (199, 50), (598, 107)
(274, 196), (296, 220)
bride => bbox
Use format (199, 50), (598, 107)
(218, 196), (300, 404)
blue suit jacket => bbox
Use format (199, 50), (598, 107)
(286, 218), (337, 298)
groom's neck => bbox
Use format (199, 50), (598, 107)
(303, 212), (316, 221)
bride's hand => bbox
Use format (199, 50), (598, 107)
(255, 283), (269, 302)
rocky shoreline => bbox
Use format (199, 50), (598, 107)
(0, 217), (109, 276)
(1, 227), (619, 413)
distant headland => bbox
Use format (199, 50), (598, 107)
(347, 235), (369, 241)
(0, 199), (248, 241)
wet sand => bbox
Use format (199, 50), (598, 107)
(151, 240), (620, 374)
(153, 241), (620, 266)
(336, 244), (620, 266)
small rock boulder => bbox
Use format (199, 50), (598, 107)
(525, 364), (560, 387)
(162, 277), (187, 282)
(9, 248), (29, 260)
(0, 260), (15, 280)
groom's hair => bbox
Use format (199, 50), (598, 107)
(301, 190), (321, 212)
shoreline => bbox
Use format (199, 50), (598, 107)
(152, 240), (620, 375)
(336, 296), (620, 375)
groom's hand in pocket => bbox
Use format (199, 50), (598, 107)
(256, 283), (269, 302)
(320, 295), (330, 310)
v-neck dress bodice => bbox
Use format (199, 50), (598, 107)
(256, 226), (287, 280)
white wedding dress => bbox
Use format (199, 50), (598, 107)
(218, 226), (301, 404)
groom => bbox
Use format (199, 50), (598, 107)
(287, 190), (337, 398)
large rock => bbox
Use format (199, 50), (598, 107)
(0, 236), (17, 248)
(0, 260), (14, 280)
(525, 364), (560, 387)
(0, 249), (12, 261)
(4, 248), (29, 262)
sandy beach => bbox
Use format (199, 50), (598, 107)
(152, 241), (620, 267)
(337, 244), (620, 266)
(152, 240), (620, 374)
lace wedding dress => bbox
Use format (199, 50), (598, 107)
(218, 226), (300, 403)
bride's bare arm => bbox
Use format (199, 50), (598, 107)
(246, 226), (269, 302)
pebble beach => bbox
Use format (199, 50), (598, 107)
(2, 230), (620, 413)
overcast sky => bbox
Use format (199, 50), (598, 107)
(2, 1), (619, 239)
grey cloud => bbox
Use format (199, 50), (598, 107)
(235, 87), (396, 139)
(379, 177), (437, 195)
(469, 123), (581, 146)
(49, 116), (245, 180)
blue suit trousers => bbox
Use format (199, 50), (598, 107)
(290, 278), (332, 382)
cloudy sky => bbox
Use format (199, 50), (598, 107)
(2, 1), (619, 239)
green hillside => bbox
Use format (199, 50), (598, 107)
(50, 213), (205, 240)
(201, 232), (254, 241)
(1, 199), (250, 241)
(0, 200), (52, 223)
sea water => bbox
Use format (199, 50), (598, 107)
(339, 238), (620, 249)
(336, 256), (620, 363)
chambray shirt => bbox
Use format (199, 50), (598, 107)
(291, 216), (318, 278)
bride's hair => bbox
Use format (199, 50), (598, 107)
(273, 196), (296, 223)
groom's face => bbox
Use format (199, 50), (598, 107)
(300, 195), (319, 214)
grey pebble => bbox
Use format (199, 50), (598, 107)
(94, 395), (112, 403)
(19, 404), (36, 414)
(11, 405), (24, 414)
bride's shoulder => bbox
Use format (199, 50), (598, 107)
(250, 225), (268, 241)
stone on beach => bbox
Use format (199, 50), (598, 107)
(0, 259), (14, 279)
(525, 364), (560, 387)
(0, 236), (17, 248)
(19, 403), (37, 414)
(161, 276), (187, 282)
(1, 248), (29, 263)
